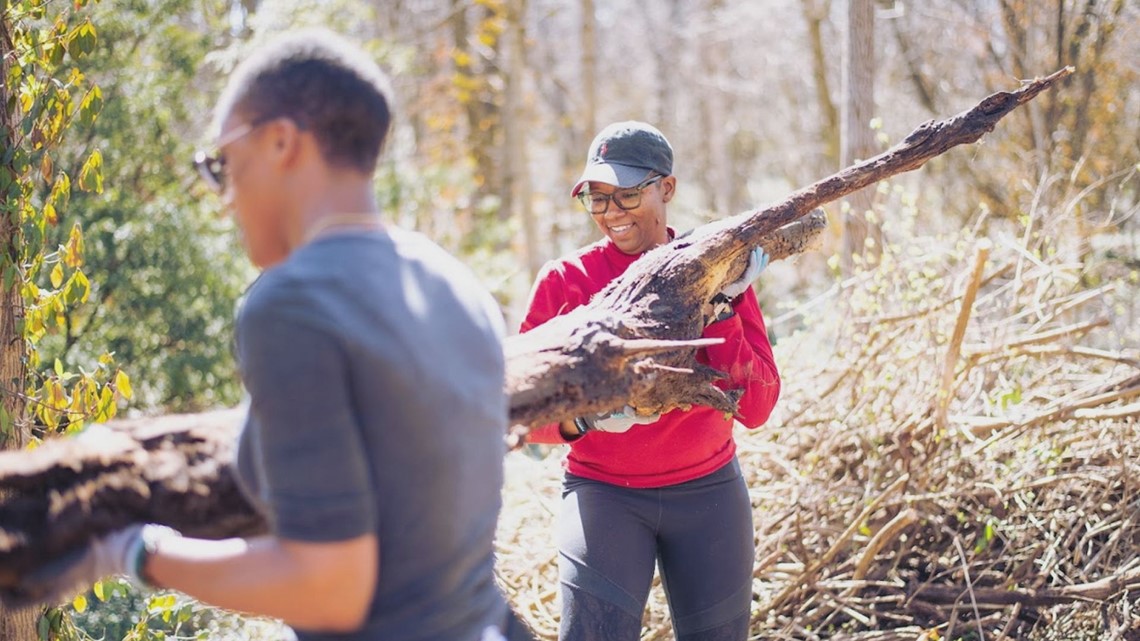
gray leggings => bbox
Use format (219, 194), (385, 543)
(556, 459), (755, 641)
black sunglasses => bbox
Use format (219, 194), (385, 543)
(192, 118), (273, 193)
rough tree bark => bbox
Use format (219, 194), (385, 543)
(839, 0), (881, 269)
(0, 70), (1071, 592)
(1, 9), (46, 638)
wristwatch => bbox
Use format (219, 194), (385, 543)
(571, 416), (595, 436)
(130, 524), (179, 589)
(708, 293), (736, 324)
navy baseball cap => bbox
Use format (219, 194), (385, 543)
(571, 121), (674, 197)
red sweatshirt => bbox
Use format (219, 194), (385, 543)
(519, 235), (781, 488)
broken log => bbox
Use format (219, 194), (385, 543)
(0, 410), (264, 589)
(0, 69), (1071, 588)
(507, 67), (1074, 428)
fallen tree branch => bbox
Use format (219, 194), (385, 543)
(909, 564), (1140, 607)
(853, 508), (919, 582)
(936, 240), (991, 430)
(0, 410), (263, 588)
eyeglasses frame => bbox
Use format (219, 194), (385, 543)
(192, 117), (275, 194)
(577, 174), (666, 215)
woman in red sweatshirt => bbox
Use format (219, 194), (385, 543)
(519, 121), (781, 641)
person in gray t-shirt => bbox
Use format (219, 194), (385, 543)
(14, 28), (518, 641)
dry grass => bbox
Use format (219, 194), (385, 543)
(495, 224), (1140, 641)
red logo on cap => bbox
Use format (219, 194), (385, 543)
(598, 143), (608, 157)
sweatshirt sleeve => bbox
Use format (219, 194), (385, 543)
(518, 261), (578, 444)
(699, 287), (781, 429)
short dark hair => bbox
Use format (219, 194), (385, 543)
(216, 29), (393, 174)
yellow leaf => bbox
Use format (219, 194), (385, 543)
(115, 370), (133, 400)
(93, 580), (105, 601)
(72, 593), (87, 613)
(50, 262), (63, 288)
(49, 379), (68, 411)
(50, 172), (71, 206)
(78, 149), (103, 193)
(43, 202), (58, 226)
(94, 386), (114, 422)
(72, 270), (91, 303)
(64, 224), (84, 267)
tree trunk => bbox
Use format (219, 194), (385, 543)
(801, 0), (840, 165)
(0, 10), (43, 640)
(0, 70), (1071, 594)
(580, 0), (596, 139)
(503, 0), (539, 281)
(839, 0), (881, 269)
(451, 0), (501, 208)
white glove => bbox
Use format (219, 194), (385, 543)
(2, 524), (178, 608)
(592, 406), (661, 433)
(719, 247), (769, 299)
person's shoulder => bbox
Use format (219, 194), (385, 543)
(235, 268), (313, 338)
(242, 266), (300, 310)
(388, 226), (505, 329)
(387, 226), (458, 265)
(542, 237), (612, 280)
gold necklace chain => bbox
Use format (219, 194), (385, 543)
(301, 213), (384, 246)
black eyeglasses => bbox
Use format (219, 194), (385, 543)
(192, 118), (271, 193)
(577, 175), (665, 215)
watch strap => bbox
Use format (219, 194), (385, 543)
(707, 293), (736, 325)
(572, 416), (594, 435)
(129, 524), (180, 589)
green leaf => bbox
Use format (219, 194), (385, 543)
(68, 269), (90, 304)
(0, 407), (12, 438)
(94, 385), (116, 422)
(54, 357), (64, 377)
(69, 20), (98, 58)
(79, 85), (102, 126)
(1, 264), (16, 293)
(48, 42), (65, 66)
(37, 613), (49, 641)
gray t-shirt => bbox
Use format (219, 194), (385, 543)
(233, 228), (508, 641)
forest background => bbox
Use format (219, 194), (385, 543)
(1, 0), (1138, 640)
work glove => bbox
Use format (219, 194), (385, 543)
(0, 523), (178, 609)
(718, 247), (769, 300)
(591, 406), (661, 433)
(707, 247), (769, 325)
